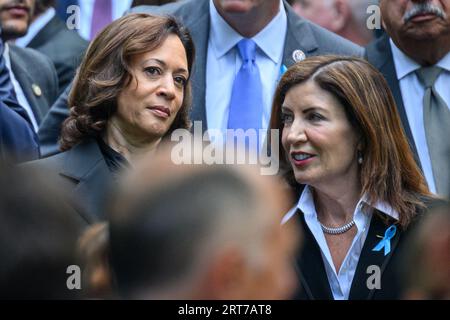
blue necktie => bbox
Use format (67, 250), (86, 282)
(227, 39), (263, 136)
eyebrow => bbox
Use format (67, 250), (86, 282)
(142, 58), (189, 75)
(281, 105), (328, 113)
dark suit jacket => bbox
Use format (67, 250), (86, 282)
(293, 197), (438, 300)
(365, 34), (421, 169)
(0, 101), (39, 162)
(23, 139), (113, 225)
(38, 0), (363, 157)
(9, 45), (59, 126)
(27, 15), (88, 94)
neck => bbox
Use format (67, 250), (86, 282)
(311, 173), (361, 225)
(396, 38), (450, 66)
(214, 1), (280, 38)
(104, 119), (160, 165)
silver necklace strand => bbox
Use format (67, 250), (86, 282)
(320, 220), (355, 235)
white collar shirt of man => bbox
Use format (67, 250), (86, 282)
(282, 185), (399, 300)
(390, 39), (450, 195)
(205, 0), (287, 149)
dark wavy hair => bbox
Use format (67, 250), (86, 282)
(269, 55), (432, 228)
(60, 13), (195, 151)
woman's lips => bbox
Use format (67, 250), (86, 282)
(290, 152), (316, 167)
(147, 106), (171, 119)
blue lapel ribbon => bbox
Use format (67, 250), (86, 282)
(372, 225), (397, 256)
(279, 64), (287, 80)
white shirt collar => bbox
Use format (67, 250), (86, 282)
(209, 0), (286, 64)
(15, 7), (55, 48)
(390, 38), (450, 80)
(282, 185), (399, 224)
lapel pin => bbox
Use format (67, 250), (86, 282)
(292, 49), (306, 63)
(372, 225), (397, 256)
(32, 84), (42, 97)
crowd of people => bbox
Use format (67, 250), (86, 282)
(0, 0), (449, 300)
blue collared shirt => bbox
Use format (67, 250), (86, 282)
(282, 185), (399, 300)
(390, 39), (450, 195)
(205, 0), (287, 147)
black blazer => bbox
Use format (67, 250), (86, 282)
(292, 199), (437, 300)
(23, 139), (113, 225)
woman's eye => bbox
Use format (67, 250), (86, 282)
(144, 66), (161, 76)
(281, 112), (294, 125)
(174, 76), (187, 87)
(308, 112), (325, 122)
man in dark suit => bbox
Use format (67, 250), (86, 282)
(365, 0), (450, 198)
(0, 0), (59, 132)
(16, 0), (88, 94)
(0, 35), (39, 162)
(38, 0), (362, 157)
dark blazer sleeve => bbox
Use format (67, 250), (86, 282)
(0, 101), (39, 163)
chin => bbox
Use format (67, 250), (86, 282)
(219, 0), (253, 13)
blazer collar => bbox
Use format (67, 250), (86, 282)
(282, 2), (319, 67)
(28, 16), (63, 49)
(60, 139), (113, 223)
(8, 46), (47, 123)
(349, 212), (401, 299)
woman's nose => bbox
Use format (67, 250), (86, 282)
(156, 75), (176, 100)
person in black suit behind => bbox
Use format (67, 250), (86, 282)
(0, 32), (39, 162)
(25, 13), (194, 226)
(270, 56), (436, 300)
(365, 0), (450, 199)
(16, 0), (88, 95)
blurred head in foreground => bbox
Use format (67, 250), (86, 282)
(85, 144), (301, 299)
(402, 202), (450, 300)
(0, 163), (83, 299)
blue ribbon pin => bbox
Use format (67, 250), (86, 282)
(278, 64), (288, 81)
(372, 225), (397, 256)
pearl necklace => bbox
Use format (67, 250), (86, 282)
(320, 220), (355, 235)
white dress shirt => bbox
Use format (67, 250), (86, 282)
(282, 185), (399, 300)
(205, 0), (287, 147)
(15, 8), (56, 48)
(3, 44), (39, 132)
(390, 39), (450, 194)
(77, 0), (133, 40)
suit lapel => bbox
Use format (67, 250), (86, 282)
(9, 49), (47, 124)
(349, 212), (401, 299)
(60, 140), (113, 223)
(366, 35), (421, 170)
(28, 16), (62, 49)
(183, 0), (210, 133)
(282, 4), (319, 68)
(296, 210), (334, 300)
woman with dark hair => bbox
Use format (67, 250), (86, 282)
(26, 13), (195, 224)
(270, 55), (439, 300)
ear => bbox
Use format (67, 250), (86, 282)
(202, 247), (249, 300)
(329, 0), (351, 32)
